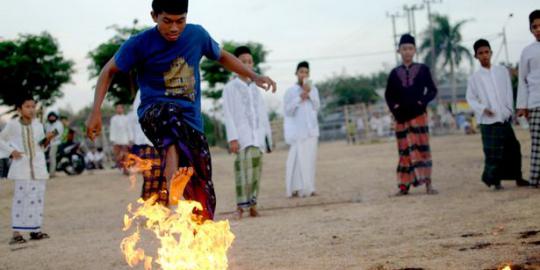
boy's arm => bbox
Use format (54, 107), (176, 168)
(516, 51), (530, 116)
(86, 58), (121, 140)
(465, 77), (487, 117)
(218, 50), (276, 93)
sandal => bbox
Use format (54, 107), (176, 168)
(9, 235), (26, 245)
(29, 232), (50, 241)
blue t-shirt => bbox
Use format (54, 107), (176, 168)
(114, 24), (221, 132)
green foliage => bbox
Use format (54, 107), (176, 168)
(200, 41), (268, 101)
(87, 21), (149, 104)
(317, 72), (387, 110)
(0, 32), (74, 107)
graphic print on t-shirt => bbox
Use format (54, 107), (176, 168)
(163, 57), (196, 101)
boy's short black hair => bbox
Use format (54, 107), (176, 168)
(152, 0), (188, 15)
(296, 61), (310, 72)
(97, 147), (103, 152)
(530, 10), (540, 28)
(234, 46), (252, 58)
(473, 39), (491, 55)
(114, 101), (124, 107)
(14, 95), (35, 109)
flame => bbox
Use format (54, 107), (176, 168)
(501, 266), (511, 270)
(121, 168), (235, 270)
(123, 154), (159, 189)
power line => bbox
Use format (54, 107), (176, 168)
(264, 50), (395, 65)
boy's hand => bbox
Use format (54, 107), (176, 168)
(517, 109), (529, 119)
(11, 150), (23, 160)
(300, 91), (310, 101)
(484, 109), (495, 117)
(86, 111), (103, 141)
(254, 75), (277, 93)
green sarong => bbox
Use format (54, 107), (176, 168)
(235, 146), (263, 209)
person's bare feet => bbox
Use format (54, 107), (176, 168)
(169, 167), (194, 206)
(289, 191), (299, 198)
(310, 192), (318, 197)
(426, 184), (438, 195)
(235, 207), (244, 220)
(394, 190), (409, 197)
(249, 206), (260, 217)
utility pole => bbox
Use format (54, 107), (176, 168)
(403, 4), (425, 61)
(423, 0), (442, 83)
(495, 13), (513, 64)
(387, 11), (404, 66)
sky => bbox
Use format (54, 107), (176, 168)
(1, 0), (538, 115)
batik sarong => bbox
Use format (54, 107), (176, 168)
(140, 103), (216, 220)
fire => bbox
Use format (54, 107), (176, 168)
(501, 266), (511, 270)
(123, 154), (159, 189)
(121, 166), (235, 270)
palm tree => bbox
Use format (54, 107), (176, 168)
(420, 15), (473, 109)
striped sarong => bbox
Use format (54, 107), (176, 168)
(395, 113), (432, 190)
(140, 103), (216, 220)
(480, 122), (522, 187)
(235, 146), (263, 209)
(529, 108), (540, 185)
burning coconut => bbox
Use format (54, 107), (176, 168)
(121, 160), (235, 270)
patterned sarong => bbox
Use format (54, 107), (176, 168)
(235, 146), (263, 209)
(529, 108), (540, 185)
(12, 179), (46, 232)
(140, 103), (216, 220)
(395, 113), (432, 190)
(131, 144), (168, 205)
(480, 122), (522, 187)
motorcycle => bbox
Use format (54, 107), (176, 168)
(48, 142), (86, 176)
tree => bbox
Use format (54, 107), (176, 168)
(200, 41), (268, 102)
(0, 32), (74, 107)
(87, 20), (148, 104)
(420, 14), (473, 109)
(316, 72), (387, 111)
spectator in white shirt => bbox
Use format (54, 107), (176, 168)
(109, 103), (130, 173)
(516, 10), (540, 187)
(466, 39), (530, 190)
(223, 46), (272, 219)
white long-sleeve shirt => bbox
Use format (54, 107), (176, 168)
(223, 78), (272, 151)
(516, 41), (540, 109)
(0, 118), (49, 180)
(109, 114), (131, 145)
(466, 65), (514, 125)
(129, 91), (153, 146)
(44, 120), (64, 146)
(283, 84), (320, 145)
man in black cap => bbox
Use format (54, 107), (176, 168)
(385, 34), (438, 196)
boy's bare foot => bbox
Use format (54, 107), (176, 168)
(310, 192), (318, 197)
(169, 167), (194, 206)
(235, 208), (244, 220)
(394, 190), (409, 197)
(426, 185), (439, 195)
(249, 206), (260, 217)
(289, 191), (299, 198)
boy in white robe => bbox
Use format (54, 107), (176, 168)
(0, 96), (53, 245)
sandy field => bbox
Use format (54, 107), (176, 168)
(0, 130), (539, 270)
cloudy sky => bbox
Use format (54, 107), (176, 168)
(1, 0), (538, 114)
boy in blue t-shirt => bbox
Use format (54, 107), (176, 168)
(86, 0), (276, 220)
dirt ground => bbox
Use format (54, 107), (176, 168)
(0, 130), (539, 270)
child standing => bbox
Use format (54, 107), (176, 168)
(0, 96), (53, 244)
